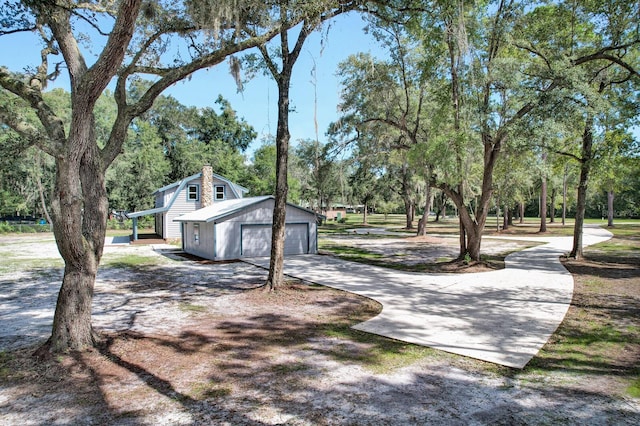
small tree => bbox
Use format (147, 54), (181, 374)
(244, 1), (361, 290)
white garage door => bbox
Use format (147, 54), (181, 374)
(241, 223), (309, 257)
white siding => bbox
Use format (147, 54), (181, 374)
(182, 221), (215, 259)
(181, 197), (319, 260)
(163, 177), (201, 238)
(160, 176), (242, 239)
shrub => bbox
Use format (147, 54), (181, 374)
(0, 222), (52, 233)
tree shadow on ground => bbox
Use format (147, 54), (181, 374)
(529, 253), (640, 382)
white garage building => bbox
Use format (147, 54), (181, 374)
(174, 195), (322, 261)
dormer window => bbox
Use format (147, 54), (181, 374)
(214, 185), (225, 201)
(187, 184), (199, 201)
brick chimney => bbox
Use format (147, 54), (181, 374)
(201, 164), (213, 207)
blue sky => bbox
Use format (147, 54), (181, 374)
(0, 12), (384, 157)
(163, 12), (385, 153)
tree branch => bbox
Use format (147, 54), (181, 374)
(553, 149), (583, 163)
(101, 22), (286, 166)
(80, 0), (143, 104)
(0, 104), (56, 156)
(0, 69), (66, 150)
(0, 26), (37, 36)
(514, 41), (552, 71)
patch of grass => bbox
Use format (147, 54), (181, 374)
(0, 257), (64, 274)
(317, 295), (454, 374)
(582, 277), (605, 289)
(270, 362), (310, 375)
(178, 303), (207, 314)
(318, 222), (359, 235)
(189, 380), (232, 400)
(627, 377), (640, 398)
(528, 321), (637, 374)
(0, 351), (13, 379)
(319, 243), (383, 261)
(322, 325), (438, 373)
(102, 254), (160, 268)
(591, 241), (640, 252)
(604, 222), (640, 236)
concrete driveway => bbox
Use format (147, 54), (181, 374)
(246, 225), (613, 368)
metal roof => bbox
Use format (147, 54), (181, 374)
(129, 171), (249, 218)
(127, 205), (169, 218)
(173, 196), (324, 223)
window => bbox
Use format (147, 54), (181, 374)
(187, 184), (199, 201)
(214, 185), (225, 201)
(193, 223), (199, 245)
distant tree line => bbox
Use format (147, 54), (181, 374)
(1, 83), (638, 224)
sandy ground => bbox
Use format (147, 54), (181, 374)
(1, 234), (639, 425)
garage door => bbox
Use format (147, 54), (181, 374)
(241, 223), (309, 257)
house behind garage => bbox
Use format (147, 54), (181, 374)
(174, 195), (321, 261)
(128, 165), (247, 241)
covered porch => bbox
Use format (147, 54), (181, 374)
(127, 206), (167, 242)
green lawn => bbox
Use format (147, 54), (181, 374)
(320, 213), (639, 237)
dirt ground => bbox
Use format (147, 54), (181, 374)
(320, 233), (535, 272)
(1, 233), (639, 425)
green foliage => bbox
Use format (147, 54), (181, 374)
(245, 139), (302, 201)
(137, 90), (256, 186)
(106, 121), (171, 212)
(2, 81), (259, 216)
(294, 139), (342, 210)
(0, 222), (50, 234)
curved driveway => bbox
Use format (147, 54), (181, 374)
(247, 225), (612, 368)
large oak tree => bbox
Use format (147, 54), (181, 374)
(0, 0), (321, 353)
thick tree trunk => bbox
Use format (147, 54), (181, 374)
(45, 131), (108, 353)
(49, 266), (98, 351)
(455, 204), (485, 260)
(435, 191), (446, 222)
(30, 0), (143, 354)
(466, 229), (482, 260)
(458, 221), (467, 258)
(570, 118), (594, 259)
(403, 199), (412, 229)
(607, 190), (614, 227)
(457, 133), (501, 261)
